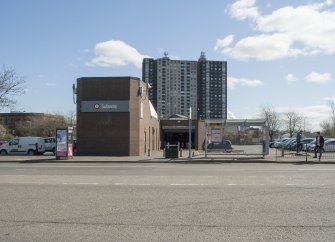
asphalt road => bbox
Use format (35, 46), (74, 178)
(0, 162), (334, 242)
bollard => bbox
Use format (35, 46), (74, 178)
(148, 149), (151, 157)
(180, 148), (182, 157)
(281, 148), (284, 157)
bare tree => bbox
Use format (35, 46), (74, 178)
(328, 100), (335, 130)
(64, 110), (76, 127)
(321, 100), (335, 137)
(283, 111), (303, 137)
(0, 66), (26, 110)
(15, 115), (65, 137)
(260, 105), (281, 140)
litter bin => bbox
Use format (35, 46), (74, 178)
(165, 145), (179, 158)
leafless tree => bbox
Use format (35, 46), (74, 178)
(15, 115), (65, 137)
(321, 100), (335, 137)
(328, 100), (335, 130)
(283, 111), (303, 137)
(260, 105), (281, 140)
(0, 66), (26, 110)
(64, 110), (76, 127)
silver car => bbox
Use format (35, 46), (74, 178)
(324, 139), (335, 152)
(44, 137), (56, 154)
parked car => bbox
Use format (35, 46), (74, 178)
(307, 140), (316, 152)
(273, 138), (291, 148)
(293, 138), (315, 151)
(285, 139), (297, 150)
(0, 136), (45, 155)
(283, 139), (295, 149)
(206, 140), (233, 153)
(324, 139), (335, 152)
(307, 138), (333, 152)
(274, 138), (293, 148)
(44, 137), (56, 154)
(269, 139), (280, 148)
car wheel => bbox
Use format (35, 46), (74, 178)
(226, 149), (232, 153)
(0, 150), (7, 155)
(27, 150), (35, 155)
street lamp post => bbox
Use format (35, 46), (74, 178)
(188, 107), (192, 159)
(205, 110), (210, 158)
(205, 119), (208, 158)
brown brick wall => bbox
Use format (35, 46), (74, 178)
(76, 76), (160, 156)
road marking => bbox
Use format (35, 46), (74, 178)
(286, 183), (327, 186)
(114, 183), (151, 186)
(170, 184), (209, 186)
(73, 183), (99, 185)
(0, 165), (165, 168)
(298, 169), (335, 171)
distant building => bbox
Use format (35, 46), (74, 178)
(142, 52), (227, 120)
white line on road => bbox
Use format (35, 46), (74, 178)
(74, 183), (99, 185)
(1, 165), (165, 168)
(0, 181), (333, 186)
(170, 184), (210, 186)
(114, 183), (151, 186)
(298, 169), (335, 171)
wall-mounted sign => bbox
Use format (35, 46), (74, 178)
(211, 129), (222, 143)
(81, 100), (129, 112)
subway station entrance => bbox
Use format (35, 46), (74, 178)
(160, 115), (205, 150)
(163, 130), (195, 149)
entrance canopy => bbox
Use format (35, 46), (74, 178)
(207, 119), (267, 127)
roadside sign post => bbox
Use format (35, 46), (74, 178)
(55, 127), (74, 160)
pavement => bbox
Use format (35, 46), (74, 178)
(0, 149), (334, 164)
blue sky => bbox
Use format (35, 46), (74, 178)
(1, 0), (334, 131)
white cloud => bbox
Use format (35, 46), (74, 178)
(228, 0), (259, 20)
(80, 48), (90, 53)
(227, 110), (236, 119)
(276, 104), (331, 131)
(218, 0), (335, 60)
(285, 73), (298, 83)
(305, 71), (331, 84)
(323, 96), (335, 101)
(214, 35), (234, 51)
(227, 33), (297, 60)
(88, 40), (150, 69)
(228, 76), (263, 89)
(46, 82), (56, 87)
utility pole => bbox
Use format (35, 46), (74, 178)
(188, 107), (192, 159)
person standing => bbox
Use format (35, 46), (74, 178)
(313, 132), (324, 160)
(296, 130), (303, 153)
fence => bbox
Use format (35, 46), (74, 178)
(200, 120), (269, 159)
(272, 146), (335, 162)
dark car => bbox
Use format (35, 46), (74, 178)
(206, 140), (233, 153)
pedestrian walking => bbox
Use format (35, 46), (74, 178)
(313, 132), (324, 160)
(296, 130), (303, 153)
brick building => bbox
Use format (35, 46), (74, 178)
(76, 76), (160, 156)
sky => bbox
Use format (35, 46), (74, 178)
(0, 0), (334, 131)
